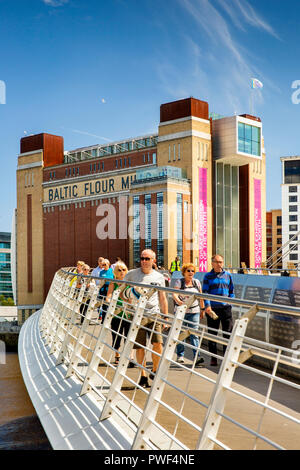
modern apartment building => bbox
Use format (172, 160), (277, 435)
(281, 156), (300, 269)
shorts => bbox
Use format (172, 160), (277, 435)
(133, 316), (163, 348)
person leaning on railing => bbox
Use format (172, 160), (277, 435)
(202, 254), (235, 366)
(106, 261), (135, 367)
(79, 264), (95, 324)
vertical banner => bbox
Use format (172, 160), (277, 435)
(254, 178), (262, 269)
(199, 168), (208, 272)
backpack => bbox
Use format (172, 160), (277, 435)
(180, 277), (201, 292)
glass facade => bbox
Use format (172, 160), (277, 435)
(0, 233), (13, 300)
(176, 194), (183, 262)
(133, 196), (140, 267)
(215, 163), (239, 267)
(157, 193), (164, 267)
(238, 122), (261, 156)
(145, 194), (152, 249)
(284, 160), (300, 184)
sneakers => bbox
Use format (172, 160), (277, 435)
(210, 357), (218, 366)
(195, 357), (205, 367)
(177, 356), (185, 364)
(138, 376), (150, 388)
(149, 370), (156, 380)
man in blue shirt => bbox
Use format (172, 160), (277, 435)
(202, 254), (234, 366)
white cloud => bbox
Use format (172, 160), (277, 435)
(42, 0), (69, 7)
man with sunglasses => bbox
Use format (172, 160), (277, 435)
(202, 254), (234, 366)
(124, 249), (168, 388)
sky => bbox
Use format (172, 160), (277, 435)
(0, 0), (300, 232)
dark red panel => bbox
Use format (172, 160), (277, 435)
(160, 98), (209, 123)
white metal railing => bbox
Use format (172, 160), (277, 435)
(38, 268), (300, 450)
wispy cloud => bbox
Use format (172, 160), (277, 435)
(158, 0), (280, 113)
(42, 0), (69, 7)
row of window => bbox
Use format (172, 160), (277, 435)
(43, 196), (124, 213)
(50, 152), (157, 181)
(238, 122), (261, 156)
(168, 144), (181, 162)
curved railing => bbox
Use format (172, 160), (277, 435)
(35, 268), (300, 450)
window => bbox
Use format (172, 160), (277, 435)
(152, 153), (157, 164)
(289, 244), (298, 251)
(277, 228), (282, 235)
(289, 205), (298, 212)
(289, 186), (298, 192)
(157, 193), (164, 266)
(289, 254), (298, 260)
(289, 235), (298, 240)
(238, 122), (261, 156)
(290, 215), (298, 222)
(178, 144), (181, 161)
(289, 196), (298, 203)
(277, 216), (282, 225)
(277, 238), (282, 244)
(289, 224), (298, 231)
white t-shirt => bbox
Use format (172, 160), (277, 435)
(124, 268), (165, 314)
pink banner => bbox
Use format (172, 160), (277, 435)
(199, 168), (208, 272)
(254, 178), (262, 269)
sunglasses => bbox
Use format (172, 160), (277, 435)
(140, 257), (151, 261)
(186, 269), (195, 273)
(117, 268), (127, 272)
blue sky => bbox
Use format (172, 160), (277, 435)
(0, 0), (299, 231)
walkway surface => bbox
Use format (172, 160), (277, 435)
(19, 311), (300, 450)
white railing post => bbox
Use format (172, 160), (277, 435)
(196, 304), (258, 450)
(131, 303), (187, 450)
(54, 279), (87, 362)
(99, 293), (150, 420)
(79, 287), (123, 396)
(65, 284), (100, 377)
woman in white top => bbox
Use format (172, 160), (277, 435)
(173, 263), (205, 366)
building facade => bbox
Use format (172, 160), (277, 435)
(16, 97), (266, 319)
(0, 232), (13, 301)
(266, 209), (282, 270)
(281, 156), (300, 269)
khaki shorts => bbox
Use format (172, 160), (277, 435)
(133, 316), (163, 348)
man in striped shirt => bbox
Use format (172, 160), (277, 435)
(202, 254), (234, 366)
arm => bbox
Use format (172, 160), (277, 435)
(158, 290), (168, 317)
(172, 285), (184, 306)
(229, 275), (234, 298)
(106, 282), (114, 302)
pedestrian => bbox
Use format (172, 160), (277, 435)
(91, 257), (105, 285)
(106, 261), (135, 367)
(172, 263), (205, 366)
(202, 254), (234, 366)
(79, 264), (95, 324)
(124, 249), (168, 388)
(99, 259), (114, 322)
(170, 256), (181, 274)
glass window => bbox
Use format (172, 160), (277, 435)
(289, 254), (298, 260)
(289, 244), (298, 251)
(277, 228), (282, 234)
(157, 193), (164, 266)
(238, 122), (261, 156)
(289, 205), (298, 212)
(277, 238), (282, 244)
(289, 224), (298, 231)
(289, 195), (298, 202)
(289, 186), (298, 192)
(285, 160), (300, 184)
(289, 215), (298, 221)
(290, 235), (298, 240)
(277, 216), (282, 225)
(153, 153), (157, 164)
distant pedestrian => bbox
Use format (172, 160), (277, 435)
(170, 256), (181, 274)
(202, 254), (234, 366)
